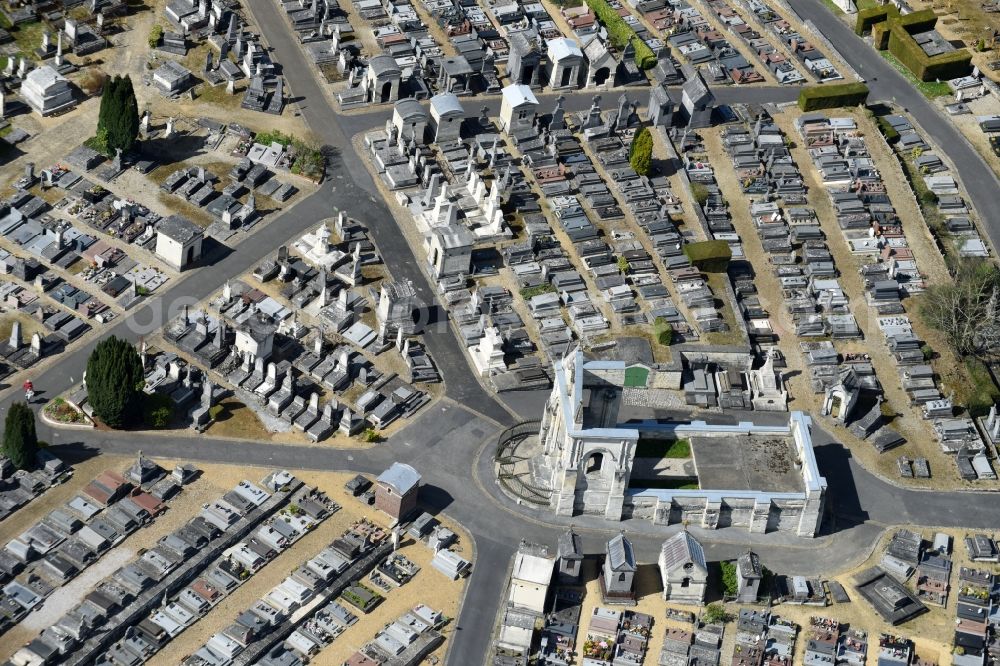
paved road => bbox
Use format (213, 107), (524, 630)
(794, 0), (1000, 245)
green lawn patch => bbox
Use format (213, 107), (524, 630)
(682, 240), (732, 272)
(635, 438), (691, 458)
(520, 283), (556, 300)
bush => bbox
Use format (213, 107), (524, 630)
(703, 603), (730, 624)
(584, 0), (657, 69)
(690, 182), (710, 206)
(617, 255), (630, 273)
(797, 82), (870, 111)
(148, 24), (163, 48)
(208, 404), (224, 420)
(720, 560), (738, 597)
(142, 393), (174, 429)
(920, 189), (938, 205)
(921, 344), (935, 361)
(629, 127), (653, 176)
(363, 427), (381, 443)
(79, 68), (108, 97)
(254, 130), (326, 181)
(683, 240), (732, 272)
(654, 317), (673, 346)
(877, 117), (900, 143)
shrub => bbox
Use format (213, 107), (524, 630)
(921, 344), (934, 361)
(690, 182), (710, 206)
(78, 68), (108, 97)
(703, 603), (730, 624)
(584, 0), (657, 69)
(920, 189), (938, 205)
(797, 82), (870, 111)
(617, 255), (630, 273)
(363, 427), (381, 443)
(208, 404), (224, 420)
(654, 317), (673, 346)
(142, 393), (174, 429)
(629, 127), (653, 176)
(877, 117), (900, 143)
(720, 560), (738, 597)
(683, 240), (732, 272)
(148, 24), (163, 48)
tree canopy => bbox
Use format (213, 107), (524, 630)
(86, 335), (144, 428)
(3, 402), (37, 470)
(919, 260), (1000, 359)
(96, 75), (140, 156)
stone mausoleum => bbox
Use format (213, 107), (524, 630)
(529, 349), (827, 537)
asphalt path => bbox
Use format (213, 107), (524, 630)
(794, 0), (1000, 244)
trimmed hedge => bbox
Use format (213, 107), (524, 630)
(872, 21), (891, 50)
(683, 240), (732, 272)
(585, 0), (657, 69)
(855, 5), (898, 35)
(888, 23), (972, 81)
(797, 82), (870, 111)
(897, 8), (938, 32)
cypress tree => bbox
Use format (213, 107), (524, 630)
(628, 127), (653, 177)
(3, 403), (37, 470)
(86, 336), (144, 428)
(96, 75), (140, 155)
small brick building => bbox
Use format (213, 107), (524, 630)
(375, 462), (421, 522)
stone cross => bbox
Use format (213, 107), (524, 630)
(41, 30), (50, 52)
(30, 332), (41, 355)
(226, 78), (235, 95)
(165, 117), (175, 137)
(54, 31), (62, 66)
(17, 58), (26, 78)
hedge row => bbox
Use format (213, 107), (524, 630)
(872, 21), (891, 50)
(897, 8), (938, 32)
(888, 23), (972, 81)
(585, 0), (657, 69)
(797, 82), (870, 111)
(855, 5), (898, 35)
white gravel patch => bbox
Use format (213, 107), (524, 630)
(20, 546), (136, 632)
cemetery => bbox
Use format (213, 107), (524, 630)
(293, 0), (852, 110)
(73, 208), (440, 444)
